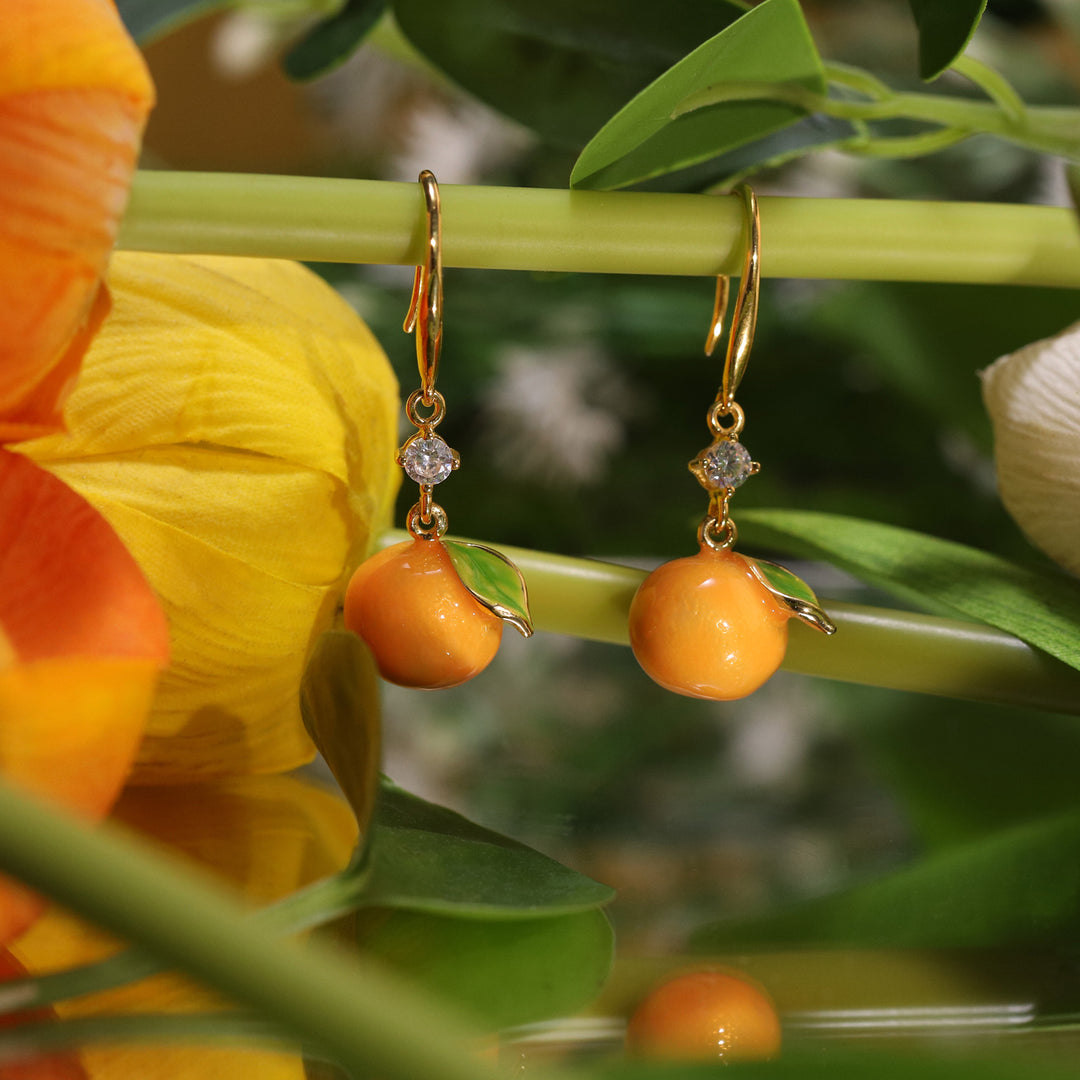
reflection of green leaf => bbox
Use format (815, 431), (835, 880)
(393, 0), (748, 149)
(908, 0), (987, 82)
(747, 557), (836, 635)
(593, 1051), (1075, 1080)
(356, 907), (613, 1030)
(300, 632), (381, 840)
(570, 0), (825, 190)
(363, 782), (614, 916)
(283, 0), (388, 81)
(446, 539), (533, 637)
(692, 812), (1080, 951)
(738, 509), (1080, 673)
(853, 693), (1080, 850)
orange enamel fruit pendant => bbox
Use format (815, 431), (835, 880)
(629, 546), (790, 701)
(344, 170), (531, 690)
(629, 184), (834, 700)
(345, 539), (501, 690)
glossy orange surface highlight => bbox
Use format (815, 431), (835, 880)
(629, 546), (789, 700)
(0, 0), (153, 438)
(345, 539), (502, 689)
(627, 969), (782, 1063)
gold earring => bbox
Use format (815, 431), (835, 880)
(344, 171), (532, 689)
(628, 185), (835, 701)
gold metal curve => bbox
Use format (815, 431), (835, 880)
(719, 185), (760, 409)
(403, 169), (443, 404)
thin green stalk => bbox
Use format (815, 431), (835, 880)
(673, 80), (1080, 159)
(380, 531), (1080, 716)
(950, 55), (1027, 125)
(118, 172), (1080, 288)
(0, 862), (370, 1015)
(0, 780), (550, 1080)
(0, 1013), (294, 1067)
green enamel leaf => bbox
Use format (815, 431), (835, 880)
(908, 0), (987, 81)
(738, 509), (1080, 673)
(355, 907), (614, 1031)
(747, 557), (837, 635)
(363, 781), (614, 917)
(570, 0), (825, 191)
(445, 539), (533, 637)
(300, 632), (381, 840)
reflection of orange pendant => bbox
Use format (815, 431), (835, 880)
(629, 546), (789, 701)
(346, 539), (502, 690)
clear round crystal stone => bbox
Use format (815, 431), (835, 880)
(700, 440), (753, 490)
(402, 436), (455, 484)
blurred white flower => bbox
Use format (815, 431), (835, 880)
(391, 97), (534, 185)
(481, 344), (635, 485)
(981, 320), (1080, 574)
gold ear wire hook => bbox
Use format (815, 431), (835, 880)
(403, 169), (443, 405)
(721, 184), (760, 408)
(703, 186), (760, 408)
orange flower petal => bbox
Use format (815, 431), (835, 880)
(0, 286), (111, 445)
(0, 655), (161, 943)
(0, 450), (169, 665)
(0, 0), (153, 431)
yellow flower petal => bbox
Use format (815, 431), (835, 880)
(19, 253), (400, 781)
(981, 320), (1080, 575)
(12, 774), (357, 1079)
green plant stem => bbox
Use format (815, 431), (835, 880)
(0, 781), (527, 1080)
(0, 1013), (294, 1066)
(118, 172), (1080, 287)
(380, 531), (1080, 716)
(673, 81), (1080, 159)
(0, 864), (370, 1016)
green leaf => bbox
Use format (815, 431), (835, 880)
(747, 557), (836, 634)
(0, 781), (611, 1015)
(363, 781), (614, 916)
(300, 632), (381, 838)
(683, 113), (857, 189)
(445, 539), (532, 637)
(115, 0), (231, 41)
(570, 0), (825, 191)
(908, 0), (988, 82)
(854, 695), (1080, 850)
(392, 0), (749, 149)
(691, 811), (1080, 951)
(283, 0), (388, 81)
(355, 906), (613, 1030)
(737, 509), (1080, 673)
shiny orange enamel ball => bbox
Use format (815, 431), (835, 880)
(344, 538), (502, 689)
(628, 546), (789, 700)
(627, 969), (782, 1062)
